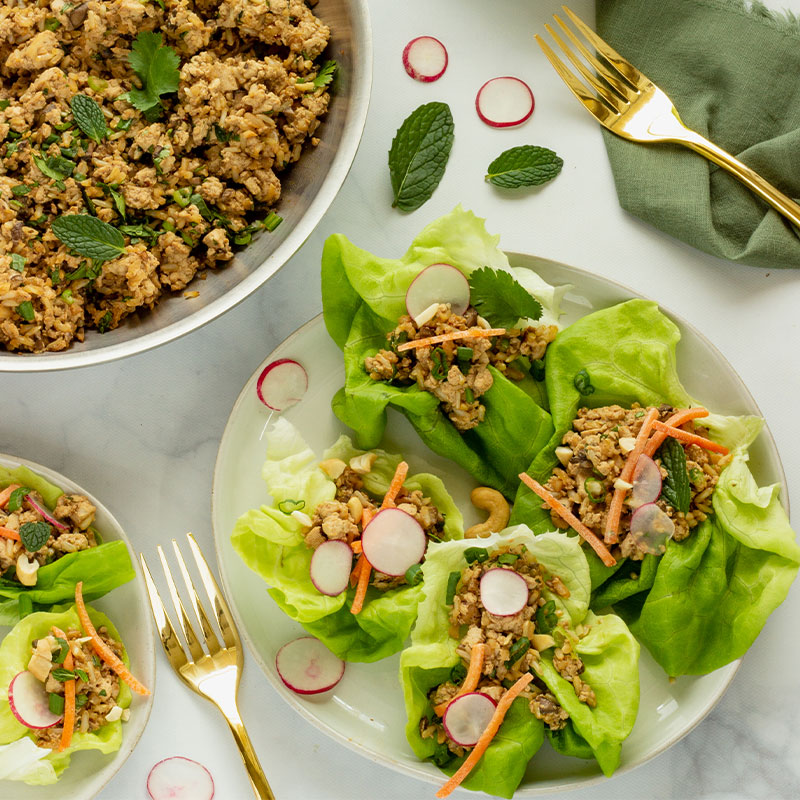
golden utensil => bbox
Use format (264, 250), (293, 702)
(537, 6), (800, 228)
(140, 533), (275, 800)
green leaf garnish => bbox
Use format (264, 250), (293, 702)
(485, 145), (564, 189)
(33, 153), (75, 182)
(51, 668), (76, 682)
(16, 301), (35, 322)
(70, 94), (108, 143)
(313, 60), (337, 88)
(277, 499), (305, 514)
(53, 637), (69, 664)
(467, 267), (543, 329)
(7, 486), (31, 512)
(404, 563), (423, 586)
(504, 636), (530, 667)
(19, 520), (51, 552)
(125, 32), (180, 119)
(658, 437), (691, 513)
(573, 368), (595, 396)
(463, 547), (489, 564)
(497, 552), (520, 565)
(52, 214), (126, 261)
(75, 668), (89, 683)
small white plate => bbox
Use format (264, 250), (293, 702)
(0, 454), (155, 800)
(211, 253), (787, 795)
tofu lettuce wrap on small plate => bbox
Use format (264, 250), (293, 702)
(400, 527), (639, 798)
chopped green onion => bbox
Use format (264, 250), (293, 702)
(535, 600), (557, 634)
(405, 563), (423, 586)
(573, 368), (595, 396)
(53, 121), (72, 131)
(162, 219), (176, 233)
(48, 693), (65, 715)
(97, 310), (112, 333)
(263, 212), (282, 232)
(277, 499), (305, 514)
(87, 75), (109, 93)
(430, 347), (448, 381)
(44, 17), (61, 31)
(449, 661), (467, 684)
(504, 636), (530, 668)
(16, 301), (35, 322)
(583, 477), (606, 503)
(497, 553), (519, 565)
(464, 387), (475, 404)
(8, 199), (23, 210)
(445, 571), (460, 604)
(456, 346), (473, 361)
(60, 289), (74, 305)
(11, 184), (31, 196)
(463, 547), (489, 564)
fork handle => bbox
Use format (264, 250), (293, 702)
(224, 710), (276, 800)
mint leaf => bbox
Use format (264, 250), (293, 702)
(19, 520), (51, 552)
(126, 32), (180, 117)
(313, 60), (337, 88)
(10, 253), (26, 272)
(467, 267), (543, 329)
(388, 101), (454, 212)
(7, 486), (31, 512)
(658, 437), (691, 513)
(70, 94), (108, 143)
(33, 153), (75, 181)
(486, 145), (563, 189)
(52, 214), (126, 261)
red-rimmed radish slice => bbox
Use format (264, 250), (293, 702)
(256, 359), (308, 411)
(147, 757), (214, 800)
(403, 36), (448, 82)
(310, 540), (353, 596)
(24, 495), (68, 532)
(630, 455), (662, 509)
(406, 263), (470, 323)
(276, 636), (345, 695)
(8, 671), (62, 730)
(480, 568), (529, 617)
(360, 507), (427, 576)
(629, 502), (675, 555)
(476, 76), (534, 128)
(442, 692), (497, 747)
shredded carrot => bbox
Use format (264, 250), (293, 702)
(519, 474), (616, 567)
(396, 328), (506, 353)
(604, 407), (660, 544)
(644, 407), (709, 457)
(349, 553), (364, 588)
(361, 508), (375, 528)
(436, 672), (534, 799)
(652, 420), (730, 454)
(434, 643), (486, 717)
(350, 540), (363, 554)
(350, 555), (371, 615)
(51, 626), (75, 752)
(74, 582), (150, 696)
(0, 484), (21, 509)
(0, 526), (21, 541)
(381, 461), (409, 508)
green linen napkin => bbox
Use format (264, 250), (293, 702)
(596, 0), (800, 269)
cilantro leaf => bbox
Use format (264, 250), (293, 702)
(313, 60), (337, 88)
(485, 145), (564, 189)
(126, 32), (180, 118)
(467, 267), (543, 329)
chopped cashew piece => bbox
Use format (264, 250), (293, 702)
(349, 453), (377, 475)
(15, 554), (39, 586)
(347, 496), (363, 523)
(318, 458), (347, 479)
(554, 446), (573, 467)
(291, 510), (313, 528)
(532, 634), (556, 651)
(614, 478), (633, 491)
(104, 706), (124, 723)
(27, 654), (52, 683)
(618, 437), (637, 454)
(464, 487), (511, 538)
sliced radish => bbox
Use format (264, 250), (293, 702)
(630, 455), (662, 509)
(480, 568), (529, 617)
(310, 540), (353, 596)
(256, 358), (308, 411)
(403, 36), (448, 82)
(147, 756), (214, 800)
(8, 671), (62, 730)
(276, 636), (345, 695)
(476, 76), (535, 128)
(360, 507), (427, 576)
(442, 692), (497, 747)
(405, 263), (470, 324)
(629, 502), (675, 555)
(24, 495), (68, 532)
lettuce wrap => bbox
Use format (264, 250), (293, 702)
(231, 418), (463, 662)
(321, 206), (568, 499)
(0, 606), (132, 785)
(0, 465), (135, 625)
(511, 299), (800, 676)
(400, 527), (639, 794)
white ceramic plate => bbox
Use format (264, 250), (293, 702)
(211, 253), (788, 795)
(0, 455), (155, 799)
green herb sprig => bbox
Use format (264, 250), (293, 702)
(467, 267), (543, 329)
(486, 145), (563, 189)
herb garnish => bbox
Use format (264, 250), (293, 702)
(573, 369), (595, 396)
(404, 563), (424, 586)
(504, 636), (530, 667)
(463, 547), (489, 564)
(53, 637), (69, 664)
(7, 486), (31, 512)
(97, 310), (113, 333)
(277, 499), (305, 514)
(70, 94), (108, 143)
(49, 693), (65, 715)
(445, 571), (460, 604)
(467, 267), (543, 329)
(125, 32), (181, 121)
(658, 437), (691, 512)
(51, 668), (77, 682)
(535, 599), (558, 634)
(16, 301), (35, 323)
(52, 214), (126, 261)
(10, 253), (26, 273)
(313, 60), (337, 88)
(19, 521), (51, 552)
(485, 145), (564, 189)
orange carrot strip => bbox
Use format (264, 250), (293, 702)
(644, 407), (709, 457)
(349, 553), (365, 588)
(350, 555), (371, 615)
(434, 643), (486, 717)
(381, 461), (409, 509)
(604, 407), (660, 544)
(350, 540), (363, 554)
(396, 328), (506, 352)
(0, 526), (21, 541)
(652, 420), (730, 455)
(436, 673), (534, 799)
(74, 582), (150, 696)
(0, 484), (21, 509)
(51, 626), (75, 752)
(519, 474), (616, 567)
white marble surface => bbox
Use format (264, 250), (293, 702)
(4, 0), (800, 797)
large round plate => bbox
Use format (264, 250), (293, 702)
(211, 253), (788, 794)
(0, 455), (155, 799)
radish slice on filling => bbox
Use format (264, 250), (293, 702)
(480, 568), (529, 617)
(403, 36), (448, 82)
(442, 692), (497, 747)
(405, 263), (470, 324)
(276, 636), (345, 695)
(256, 358), (308, 411)
(360, 508), (427, 577)
(8, 670), (62, 730)
(476, 77), (535, 128)
(630, 455), (662, 509)
(147, 757), (215, 800)
(309, 540), (353, 597)
(24, 495), (68, 532)
(629, 502), (675, 555)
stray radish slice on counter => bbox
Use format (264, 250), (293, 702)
(629, 502), (675, 555)
(8, 671), (62, 729)
(310, 540), (353, 596)
(255, 359), (308, 411)
(276, 636), (345, 695)
(403, 36), (448, 82)
(405, 263), (470, 323)
(630, 455), (662, 509)
(147, 757), (215, 800)
(476, 77), (534, 128)
(442, 692), (497, 747)
(479, 568), (529, 617)
(360, 508), (427, 576)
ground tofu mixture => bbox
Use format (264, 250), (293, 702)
(366, 304), (557, 431)
(0, 0), (332, 352)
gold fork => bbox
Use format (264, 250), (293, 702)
(140, 533), (275, 800)
(537, 6), (800, 228)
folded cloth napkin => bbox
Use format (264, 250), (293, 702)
(596, 0), (800, 269)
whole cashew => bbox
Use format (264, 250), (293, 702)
(464, 487), (510, 538)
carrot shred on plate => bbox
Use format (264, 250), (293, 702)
(51, 625), (75, 752)
(435, 672), (534, 799)
(0, 526), (21, 541)
(519, 474), (616, 567)
(652, 420), (730, 454)
(381, 461), (409, 508)
(643, 407), (709, 457)
(396, 328), (506, 353)
(0, 484), (21, 509)
(434, 643), (486, 717)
